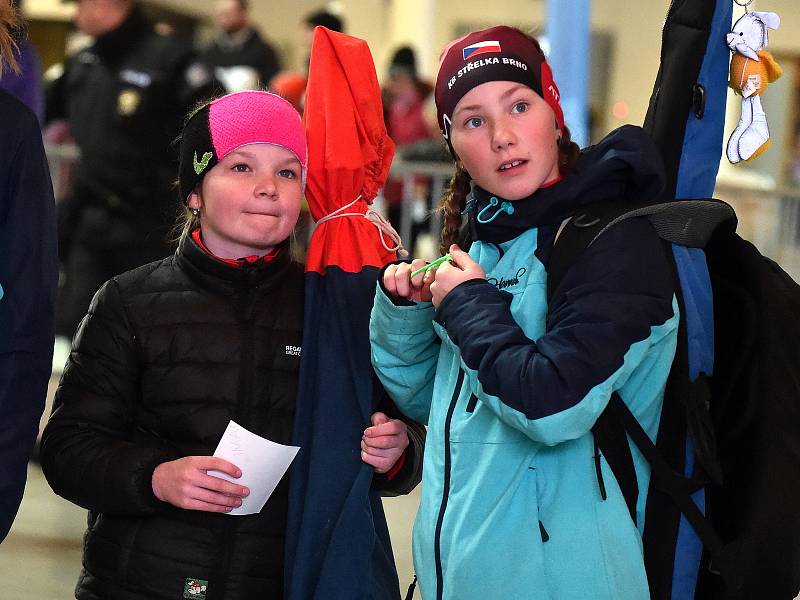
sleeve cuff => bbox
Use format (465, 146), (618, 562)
(434, 278), (506, 329)
(383, 448), (407, 481)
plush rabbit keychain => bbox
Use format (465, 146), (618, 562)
(726, 0), (782, 163)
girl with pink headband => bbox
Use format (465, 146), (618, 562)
(40, 90), (422, 600)
(371, 26), (675, 599)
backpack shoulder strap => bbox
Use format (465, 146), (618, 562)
(599, 199), (735, 247)
(547, 198), (735, 302)
(546, 200), (642, 302)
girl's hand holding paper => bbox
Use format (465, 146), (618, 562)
(151, 456), (248, 513)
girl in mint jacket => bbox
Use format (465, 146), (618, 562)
(370, 26), (677, 600)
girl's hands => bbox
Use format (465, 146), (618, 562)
(382, 245), (485, 308)
(152, 456), (249, 513)
(382, 259), (434, 303)
(361, 412), (409, 474)
(429, 245), (486, 308)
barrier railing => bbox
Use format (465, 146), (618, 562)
(379, 159), (454, 260)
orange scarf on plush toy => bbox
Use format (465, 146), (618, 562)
(729, 49), (782, 97)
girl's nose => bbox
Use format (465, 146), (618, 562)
(256, 174), (278, 198)
(492, 119), (517, 151)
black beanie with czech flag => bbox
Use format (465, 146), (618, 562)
(434, 26), (565, 148)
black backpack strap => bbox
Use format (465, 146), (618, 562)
(547, 199), (733, 302)
(608, 393), (742, 592)
(593, 199), (735, 248)
(592, 393), (639, 521)
(546, 201), (643, 301)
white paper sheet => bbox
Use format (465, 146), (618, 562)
(209, 420), (300, 516)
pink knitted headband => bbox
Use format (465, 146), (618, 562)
(179, 91), (308, 202)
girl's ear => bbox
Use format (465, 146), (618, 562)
(187, 189), (202, 210)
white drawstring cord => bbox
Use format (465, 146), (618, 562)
(315, 195), (409, 257)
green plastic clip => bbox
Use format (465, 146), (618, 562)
(410, 253), (452, 278)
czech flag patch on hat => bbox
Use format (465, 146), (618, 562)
(462, 40), (502, 60)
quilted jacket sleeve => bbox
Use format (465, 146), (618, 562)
(40, 280), (179, 515)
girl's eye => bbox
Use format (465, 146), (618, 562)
(278, 169), (297, 179)
(464, 117), (483, 129)
(512, 102), (529, 114)
(232, 163), (250, 172)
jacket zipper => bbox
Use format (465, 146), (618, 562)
(434, 369), (465, 600)
(237, 317), (255, 426)
(237, 267), (258, 426)
(217, 268), (258, 595)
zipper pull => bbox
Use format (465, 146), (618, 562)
(539, 520), (550, 542)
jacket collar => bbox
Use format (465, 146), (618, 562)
(190, 228), (277, 267)
(176, 231), (293, 297)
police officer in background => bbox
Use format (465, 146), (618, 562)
(46, 0), (215, 344)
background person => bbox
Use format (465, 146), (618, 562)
(381, 45), (437, 253)
(299, 8), (344, 71)
(0, 0), (58, 543)
(199, 0), (281, 92)
(46, 0), (215, 346)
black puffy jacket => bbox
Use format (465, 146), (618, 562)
(40, 234), (420, 600)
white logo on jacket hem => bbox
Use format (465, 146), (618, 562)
(285, 345), (302, 357)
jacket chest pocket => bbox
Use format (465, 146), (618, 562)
(450, 390), (528, 444)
